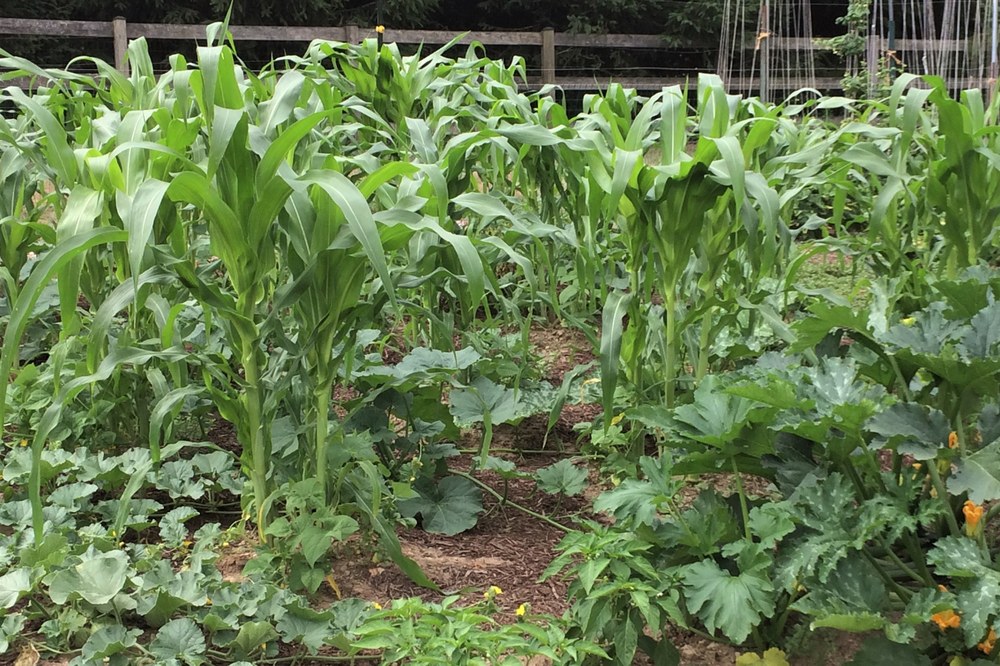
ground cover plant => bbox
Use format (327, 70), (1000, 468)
(1, 20), (1000, 666)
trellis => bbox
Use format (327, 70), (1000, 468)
(718, 0), (1000, 99)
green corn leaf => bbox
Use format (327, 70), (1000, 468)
(374, 208), (486, 315)
(7, 88), (78, 184)
(115, 110), (154, 194)
(55, 186), (104, 337)
(149, 386), (205, 464)
(710, 136), (746, 209)
(300, 170), (396, 308)
(345, 461), (438, 590)
(0, 227), (126, 440)
(125, 179), (169, 288)
(259, 70), (305, 135)
(255, 111), (331, 190)
(207, 106), (244, 178)
(545, 362), (596, 446)
(600, 290), (632, 429)
(87, 266), (175, 372)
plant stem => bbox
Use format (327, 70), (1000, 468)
(457, 448), (561, 455)
(206, 649), (365, 664)
(451, 470), (573, 532)
(955, 412), (967, 458)
(861, 548), (914, 601)
(316, 383), (330, 499)
(840, 458), (871, 501)
(731, 457), (752, 542)
(772, 590), (800, 637)
(927, 462), (961, 537)
(479, 411), (494, 468)
(897, 530), (935, 583)
(681, 624), (735, 645)
(887, 355), (913, 402)
(242, 346), (270, 543)
(876, 537), (929, 584)
(664, 293), (677, 409)
(695, 307), (713, 382)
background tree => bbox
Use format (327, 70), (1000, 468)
(0, 0), (736, 76)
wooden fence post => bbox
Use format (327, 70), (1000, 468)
(345, 24), (359, 44)
(541, 28), (555, 86)
(113, 16), (129, 75)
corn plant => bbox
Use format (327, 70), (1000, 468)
(597, 76), (784, 421)
(278, 162), (406, 498)
(925, 79), (1000, 272)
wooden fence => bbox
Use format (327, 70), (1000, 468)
(0, 16), (979, 92)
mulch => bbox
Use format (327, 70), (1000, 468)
(326, 451), (592, 620)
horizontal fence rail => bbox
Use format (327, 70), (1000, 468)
(0, 16), (982, 93)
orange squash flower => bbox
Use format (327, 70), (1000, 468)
(931, 609), (961, 630)
(964, 500), (985, 537)
(948, 431), (959, 449)
(979, 628), (997, 654)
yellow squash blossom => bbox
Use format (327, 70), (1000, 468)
(964, 500), (985, 537)
(931, 609), (961, 630)
(948, 431), (959, 449)
(515, 603), (527, 617)
(484, 585), (503, 599)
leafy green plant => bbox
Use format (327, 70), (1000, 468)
(449, 376), (520, 466)
(536, 458), (589, 497)
(694, 281), (1000, 658)
(349, 593), (608, 665)
(543, 519), (683, 665)
(247, 479), (360, 593)
(398, 475), (484, 536)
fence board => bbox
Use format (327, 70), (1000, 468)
(0, 17), (111, 37)
(542, 76), (846, 90)
(0, 16), (990, 94)
(554, 33), (668, 48)
(0, 17), (691, 49)
(127, 22), (351, 41)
